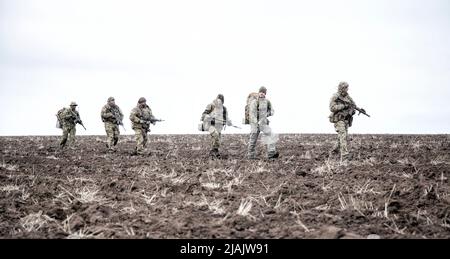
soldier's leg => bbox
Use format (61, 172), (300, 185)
(142, 130), (148, 148)
(209, 127), (220, 149)
(335, 121), (349, 161)
(331, 123), (341, 154)
(247, 125), (260, 159)
(134, 128), (144, 154)
(68, 126), (76, 146)
(208, 126), (221, 157)
(105, 123), (114, 149)
(59, 126), (69, 148)
(261, 125), (278, 158)
(113, 125), (120, 146)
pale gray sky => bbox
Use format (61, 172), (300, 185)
(1, 0), (449, 135)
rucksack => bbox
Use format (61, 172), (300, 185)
(243, 92), (259, 124)
(56, 108), (65, 128)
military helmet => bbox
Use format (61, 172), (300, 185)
(259, 86), (267, 94)
(138, 97), (147, 104)
(107, 97), (115, 102)
(338, 81), (349, 89)
(70, 102), (78, 106)
(217, 94), (224, 104)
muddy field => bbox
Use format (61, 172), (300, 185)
(0, 134), (449, 239)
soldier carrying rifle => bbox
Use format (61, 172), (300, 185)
(329, 82), (370, 163)
(129, 97), (163, 155)
(200, 94), (236, 158)
(101, 97), (124, 152)
(57, 102), (85, 149)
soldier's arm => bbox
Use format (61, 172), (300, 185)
(101, 107), (114, 119)
(61, 109), (73, 120)
(348, 96), (357, 108)
(148, 107), (156, 122)
(75, 111), (82, 121)
(201, 103), (214, 121)
(329, 95), (345, 112)
(224, 106), (232, 126)
(118, 108), (124, 121)
(129, 109), (141, 123)
(267, 100), (274, 117)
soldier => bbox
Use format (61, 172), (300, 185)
(58, 102), (83, 149)
(129, 97), (156, 155)
(247, 86), (279, 159)
(101, 97), (124, 152)
(201, 94), (232, 158)
(329, 81), (367, 162)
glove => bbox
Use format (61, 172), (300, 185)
(151, 121), (156, 125)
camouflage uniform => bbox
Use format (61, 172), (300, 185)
(59, 103), (81, 148)
(129, 98), (155, 154)
(247, 88), (278, 159)
(329, 82), (356, 161)
(201, 95), (231, 157)
(101, 99), (123, 151)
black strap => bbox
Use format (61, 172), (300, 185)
(223, 106), (227, 121)
(256, 100), (260, 121)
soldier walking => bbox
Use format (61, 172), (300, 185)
(57, 102), (84, 149)
(329, 81), (368, 162)
(247, 87), (279, 159)
(129, 97), (156, 155)
(200, 94), (232, 158)
(101, 97), (124, 152)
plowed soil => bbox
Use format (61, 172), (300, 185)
(1, 134), (449, 239)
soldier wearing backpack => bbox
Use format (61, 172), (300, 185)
(200, 94), (232, 158)
(101, 97), (124, 152)
(246, 87), (279, 159)
(57, 102), (83, 149)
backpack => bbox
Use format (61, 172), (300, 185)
(243, 92), (259, 124)
(56, 108), (65, 128)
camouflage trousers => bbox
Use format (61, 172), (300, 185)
(332, 121), (349, 160)
(208, 125), (222, 151)
(248, 124), (277, 158)
(133, 127), (148, 154)
(105, 122), (120, 150)
(60, 124), (76, 148)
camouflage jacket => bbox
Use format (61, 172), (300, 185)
(329, 93), (356, 124)
(129, 104), (155, 130)
(59, 108), (81, 127)
(101, 104), (123, 125)
(249, 97), (273, 125)
(201, 99), (230, 127)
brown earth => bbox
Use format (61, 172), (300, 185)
(0, 134), (449, 239)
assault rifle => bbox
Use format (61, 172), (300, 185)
(337, 96), (370, 117)
(142, 118), (165, 125)
(150, 118), (165, 124)
(113, 110), (126, 132)
(208, 117), (241, 129)
(73, 111), (86, 130)
(75, 118), (86, 130)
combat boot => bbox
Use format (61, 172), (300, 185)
(268, 151), (280, 159)
(209, 148), (220, 158)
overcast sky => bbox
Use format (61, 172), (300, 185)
(1, 0), (449, 136)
